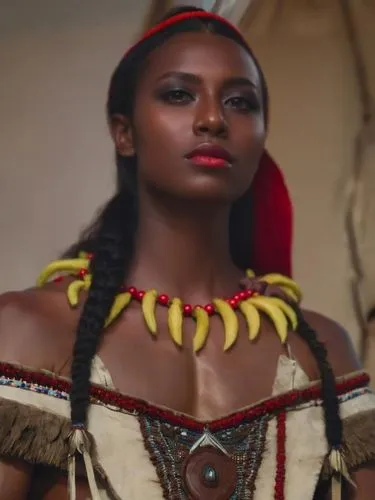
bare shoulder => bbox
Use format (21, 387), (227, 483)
(0, 282), (80, 374)
(301, 309), (361, 377)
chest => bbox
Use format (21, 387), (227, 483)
(97, 309), (291, 420)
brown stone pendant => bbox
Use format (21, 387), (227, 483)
(182, 446), (237, 499)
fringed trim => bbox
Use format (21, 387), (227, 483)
(321, 409), (375, 499)
(0, 397), (71, 468)
(68, 427), (101, 500)
(0, 398), (121, 500)
(342, 408), (375, 470)
(328, 448), (355, 500)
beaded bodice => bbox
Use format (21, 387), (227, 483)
(0, 356), (373, 500)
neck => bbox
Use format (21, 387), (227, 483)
(127, 196), (243, 302)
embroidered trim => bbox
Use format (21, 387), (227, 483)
(0, 375), (70, 400)
(0, 362), (370, 432)
(275, 412), (286, 500)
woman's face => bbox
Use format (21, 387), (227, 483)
(116, 30), (265, 203)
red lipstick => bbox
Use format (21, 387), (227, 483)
(185, 144), (234, 168)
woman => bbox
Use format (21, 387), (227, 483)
(0, 6), (374, 500)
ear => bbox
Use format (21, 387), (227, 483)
(109, 114), (135, 157)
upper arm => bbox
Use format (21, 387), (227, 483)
(0, 289), (74, 371)
(302, 309), (361, 376)
(0, 291), (51, 496)
(302, 310), (375, 499)
(0, 459), (32, 500)
(0, 290), (75, 497)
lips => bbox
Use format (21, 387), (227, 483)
(185, 144), (234, 168)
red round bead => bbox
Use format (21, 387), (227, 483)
(136, 290), (145, 301)
(239, 291), (247, 300)
(53, 276), (64, 283)
(204, 304), (215, 315)
(233, 294), (241, 302)
(229, 298), (238, 308)
(128, 287), (137, 297)
(87, 253), (94, 260)
(78, 268), (88, 278)
(158, 294), (169, 306)
(246, 289), (254, 298)
(183, 304), (193, 316)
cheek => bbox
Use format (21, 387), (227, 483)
(235, 116), (265, 163)
(133, 104), (191, 163)
(232, 117), (265, 186)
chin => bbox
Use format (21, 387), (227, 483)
(174, 175), (242, 204)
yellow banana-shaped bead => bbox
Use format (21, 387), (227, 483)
(142, 289), (158, 335)
(266, 297), (298, 330)
(212, 298), (239, 351)
(247, 296), (288, 343)
(105, 292), (131, 328)
(168, 298), (183, 347)
(280, 286), (299, 303)
(78, 251), (91, 259)
(67, 280), (86, 307)
(82, 274), (92, 289)
(192, 307), (210, 353)
(238, 300), (261, 341)
(260, 273), (302, 302)
(36, 258), (90, 287)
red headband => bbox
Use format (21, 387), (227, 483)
(125, 11), (247, 58)
(125, 10), (293, 277)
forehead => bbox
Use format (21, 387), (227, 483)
(141, 31), (260, 86)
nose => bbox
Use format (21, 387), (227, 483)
(193, 95), (228, 138)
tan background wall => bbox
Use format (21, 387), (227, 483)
(1, 1), (374, 353)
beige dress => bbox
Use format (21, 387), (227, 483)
(0, 354), (374, 499)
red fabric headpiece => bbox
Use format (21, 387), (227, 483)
(251, 151), (292, 277)
(125, 10), (293, 277)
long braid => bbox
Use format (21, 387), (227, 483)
(70, 179), (137, 424)
(295, 307), (342, 449)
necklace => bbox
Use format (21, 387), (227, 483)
(37, 252), (302, 352)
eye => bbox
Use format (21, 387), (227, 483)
(225, 95), (260, 113)
(160, 89), (194, 105)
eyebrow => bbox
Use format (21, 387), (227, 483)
(157, 71), (257, 89)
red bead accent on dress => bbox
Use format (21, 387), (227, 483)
(136, 290), (145, 301)
(275, 412), (286, 499)
(128, 287), (137, 297)
(0, 362), (369, 433)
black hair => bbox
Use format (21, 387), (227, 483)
(69, 5), (343, 457)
